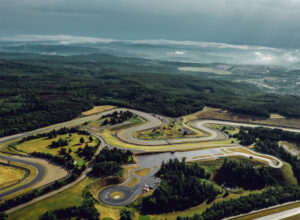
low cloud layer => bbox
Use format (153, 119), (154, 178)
(1, 0), (300, 49)
(2, 34), (300, 68)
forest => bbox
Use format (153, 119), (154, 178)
(20, 127), (89, 142)
(214, 159), (278, 189)
(90, 147), (133, 177)
(141, 158), (219, 214)
(234, 127), (300, 146)
(1, 53), (300, 137)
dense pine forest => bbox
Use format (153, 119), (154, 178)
(1, 53), (300, 137)
(141, 159), (219, 214)
(214, 159), (278, 189)
(90, 147), (133, 177)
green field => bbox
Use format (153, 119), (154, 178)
(13, 133), (98, 165)
(207, 124), (240, 136)
(0, 164), (26, 189)
(137, 121), (204, 140)
(8, 177), (94, 220)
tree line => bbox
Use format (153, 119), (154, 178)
(39, 192), (99, 220)
(30, 151), (75, 170)
(214, 159), (278, 189)
(102, 110), (135, 126)
(233, 126), (300, 146)
(49, 138), (68, 148)
(20, 127), (89, 142)
(177, 185), (300, 220)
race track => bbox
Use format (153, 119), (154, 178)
(115, 109), (300, 146)
(98, 146), (283, 206)
(98, 108), (300, 206)
(0, 107), (299, 207)
(0, 155), (45, 199)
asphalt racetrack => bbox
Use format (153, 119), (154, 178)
(0, 107), (299, 206)
(0, 155), (45, 199)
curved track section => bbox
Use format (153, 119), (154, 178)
(0, 107), (297, 205)
(0, 155), (45, 199)
(98, 146), (283, 206)
(117, 110), (228, 145)
(116, 109), (300, 146)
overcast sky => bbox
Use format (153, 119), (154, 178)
(1, 0), (300, 48)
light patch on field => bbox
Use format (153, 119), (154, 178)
(0, 164), (26, 189)
(270, 113), (286, 119)
(279, 141), (300, 156)
(134, 168), (151, 177)
(178, 67), (232, 75)
(126, 176), (139, 187)
(110, 191), (124, 200)
(82, 105), (116, 116)
(220, 148), (232, 154)
(193, 155), (212, 159)
(227, 147), (279, 166)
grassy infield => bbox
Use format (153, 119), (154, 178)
(137, 120), (205, 140)
(13, 133), (98, 165)
(5, 108), (300, 219)
(133, 168), (151, 177)
(0, 164), (26, 189)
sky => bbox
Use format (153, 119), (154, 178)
(1, 0), (300, 48)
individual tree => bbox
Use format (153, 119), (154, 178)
(39, 211), (57, 220)
(120, 208), (135, 220)
(59, 147), (67, 155)
(0, 212), (8, 220)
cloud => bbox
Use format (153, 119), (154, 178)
(1, 35), (116, 44)
(2, 34), (300, 67)
(255, 52), (274, 63)
(1, 34), (279, 51)
(1, 1), (300, 50)
(167, 51), (185, 56)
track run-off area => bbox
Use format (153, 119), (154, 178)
(0, 107), (299, 217)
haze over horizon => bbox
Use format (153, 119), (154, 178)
(1, 0), (300, 49)
(1, 34), (300, 68)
